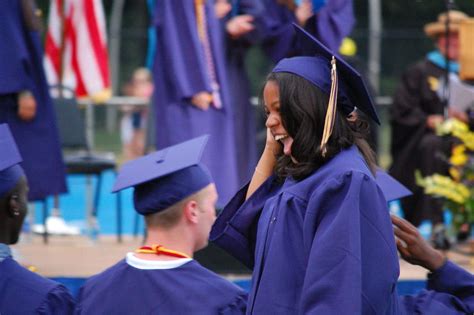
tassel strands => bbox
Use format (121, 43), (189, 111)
(194, 0), (222, 109)
(320, 56), (339, 157)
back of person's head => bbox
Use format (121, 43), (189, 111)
(144, 184), (212, 228)
(144, 183), (217, 251)
(264, 25), (378, 180)
(0, 124), (28, 245)
(112, 136), (216, 250)
(0, 176), (28, 245)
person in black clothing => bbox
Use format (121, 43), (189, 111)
(389, 10), (470, 246)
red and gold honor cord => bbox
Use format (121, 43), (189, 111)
(136, 245), (191, 259)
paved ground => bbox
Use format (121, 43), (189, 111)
(12, 234), (474, 280)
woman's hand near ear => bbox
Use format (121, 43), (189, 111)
(246, 129), (280, 199)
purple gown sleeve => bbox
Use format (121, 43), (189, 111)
(0, 1), (35, 94)
(210, 175), (280, 269)
(37, 285), (75, 315)
(399, 237), (474, 314)
(260, 0), (355, 62)
(300, 171), (399, 314)
(224, 0), (265, 45)
(426, 260), (474, 313)
(259, 0), (297, 63)
(154, 0), (211, 100)
(399, 290), (472, 315)
(312, 0), (355, 52)
(219, 292), (247, 315)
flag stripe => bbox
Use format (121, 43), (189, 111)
(84, 0), (110, 87)
(76, 2), (104, 95)
(45, 32), (61, 76)
(44, 0), (110, 99)
(67, 8), (87, 97)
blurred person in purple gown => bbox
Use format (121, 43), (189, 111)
(151, 1), (240, 207)
(0, 1), (66, 202)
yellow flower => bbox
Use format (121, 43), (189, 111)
(452, 145), (466, 155)
(432, 174), (454, 186)
(437, 118), (469, 136)
(457, 132), (474, 150)
(450, 152), (469, 166)
(449, 167), (461, 181)
(422, 174), (470, 204)
(452, 119), (469, 133)
(456, 183), (471, 199)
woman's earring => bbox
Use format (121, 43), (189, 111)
(347, 110), (358, 122)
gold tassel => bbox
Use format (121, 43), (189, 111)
(320, 56), (338, 157)
(195, 0), (205, 41)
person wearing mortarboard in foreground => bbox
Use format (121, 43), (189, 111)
(0, 124), (75, 315)
(389, 10), (471, 245)
(74, 136), (247, 315)
(0, 1), (67, 202)
(378, 171), (474, 314)
(211, 24), (401, 314)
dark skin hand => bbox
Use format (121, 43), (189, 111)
(391, 214), (447, 272)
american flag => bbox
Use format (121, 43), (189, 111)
(44, 0), (111, 102)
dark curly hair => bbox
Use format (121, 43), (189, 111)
(264, 72), (377, 181)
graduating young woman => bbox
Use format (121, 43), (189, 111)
(211, 25), (400, 314)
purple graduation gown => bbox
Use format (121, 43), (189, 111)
(211, 146), (402, 314)
(0, 257), (75, 314)
(0, 1), (67, 201)
(398, 260), (474, 314)
(220, 1), (266, 186)
(259, 0), (355, 63)
(152, 1), (238, 207)
(259, 1), (297, 63)
(75, 259), (247, 314)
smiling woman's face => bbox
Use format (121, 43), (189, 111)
(263, 80), (294, 157)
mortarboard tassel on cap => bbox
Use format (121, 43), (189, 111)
(320, 56), (338, 157)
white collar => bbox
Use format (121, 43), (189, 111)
(125, 252), (193, 270)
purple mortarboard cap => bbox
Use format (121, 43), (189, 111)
(112, 135), (213, 215)
(272, 24), (380, 124)
(375, 169), (412, 202)
(0, 124), (25, 197)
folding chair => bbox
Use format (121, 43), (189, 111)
(49, 86), (123, 243)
